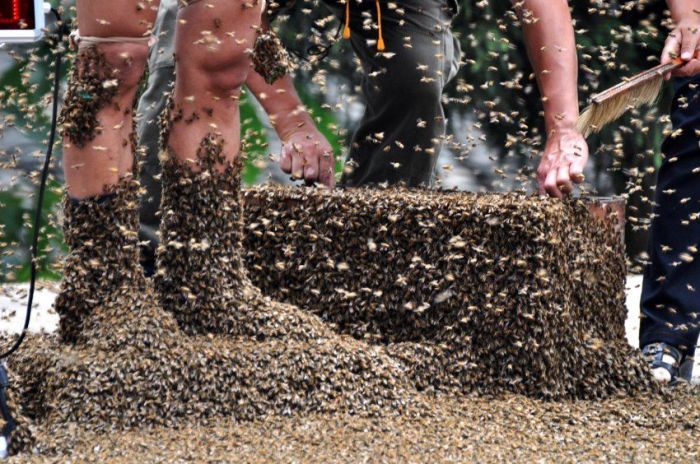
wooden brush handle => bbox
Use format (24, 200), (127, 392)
(591, 59), (683, 104)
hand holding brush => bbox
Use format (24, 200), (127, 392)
(576, 59), (684, 138)
(578, 4), (700, 138)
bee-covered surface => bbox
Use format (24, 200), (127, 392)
(1, 183), (700, 460)
(243, 186), (651, 399)
(2, 281), (700, 462)
(8, 388), (700, 463)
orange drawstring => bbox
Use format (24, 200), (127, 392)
(343, 1), (351, 39)
(375, 0), (385, 51)
(342, 0), (385, 52)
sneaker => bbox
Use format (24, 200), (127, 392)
(642, 342), (684, 384)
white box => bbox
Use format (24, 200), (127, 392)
(0, 0), (46, 44)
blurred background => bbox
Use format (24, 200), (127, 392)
(0, 0), (676, 283)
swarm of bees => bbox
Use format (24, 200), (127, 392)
(252, 31), (294, 85)
(1, 0), (700, 460)
(3, 131), (423, 455)
(58, 47), (120, 149)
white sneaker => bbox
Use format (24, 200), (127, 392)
(642, 342), (684, 384)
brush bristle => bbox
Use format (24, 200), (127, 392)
(577, 75), (664, 138)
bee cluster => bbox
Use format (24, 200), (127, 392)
(156, 135), (331, 337)
(252, 31), (294, 85)
(5, 387), (698, 461)
(2, 144), (423, 455)
(243, 185), (654, 399)
(0, 171), (697, 459)
(58, 47), (120, 148)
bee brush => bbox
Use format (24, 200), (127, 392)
(577, 58), (684, 137)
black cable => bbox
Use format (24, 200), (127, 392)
(0, 9), (67, 454)
(0, 8), (67, 360)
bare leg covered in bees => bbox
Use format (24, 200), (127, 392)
(55, 0), (162, 341)
(164, 0), (262, 170)
(155, 0), (331, 337)
(6, 1), (424, 455)
(62, 0), (160, 199)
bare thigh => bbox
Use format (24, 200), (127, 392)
(76, 0), (160, 37)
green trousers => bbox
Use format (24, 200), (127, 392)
(136, 0), (461, 273)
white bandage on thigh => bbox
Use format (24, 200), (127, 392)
(70, 31), (156, 50)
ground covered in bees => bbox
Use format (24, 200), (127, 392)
(9, 390), (700, 462)
(3, 187), (699, 461)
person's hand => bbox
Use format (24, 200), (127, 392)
(279, 127), (335, 188)
(537, 127), (589, 198)
(662, 19), (700, 79)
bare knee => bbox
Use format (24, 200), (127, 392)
(175, 0), (261, 97)
(177, 31), (252, 98)
(198, 53), (249, 97)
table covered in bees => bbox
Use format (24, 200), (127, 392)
(243, 186), (647, 399)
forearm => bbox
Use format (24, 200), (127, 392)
(246, 70), (315, 139)
(517, 0), (579, 133)
(246, 17), (334, 186)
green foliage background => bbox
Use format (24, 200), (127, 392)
(0, 1), (677, 282)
